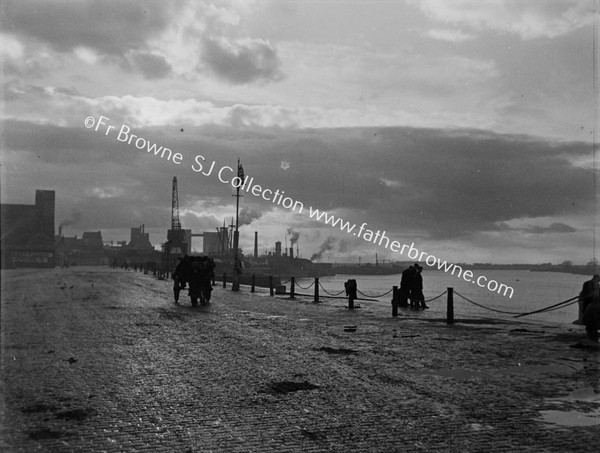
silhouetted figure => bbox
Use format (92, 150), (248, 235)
(400, 265), (415, 308)
(578, 275), (600, 320)
(579, 275), (600, 339)
(412, 263), (428, 310)
(172, 256), (215, 306)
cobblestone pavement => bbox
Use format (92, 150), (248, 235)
(1, 267), (598, 452)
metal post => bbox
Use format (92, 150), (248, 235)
(232, 159), (243, 292)
(251, 274), (256, 293)
(314, 277), (319, 303)
(447, 287), (454, 324)
(269, 276), (274, 296)
(392, 286), (399, 317)
(290, 277), (295, 299)
(223, 273), (227, 288)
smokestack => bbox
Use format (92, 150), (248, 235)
(289, 247), (294, 259)
(254, 231), (258, 259)
(275, 241), (281, 257)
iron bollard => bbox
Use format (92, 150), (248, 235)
(314, 277), (319, 303)
(269, 276), (274, 296)
(392, 286), (399, 317)
(345, 279), (357, 310)
(290, 277), (295, 299)
(223, 273), (227, 288)
(447, 287), (454, 324)
(251, 274), (256, 293)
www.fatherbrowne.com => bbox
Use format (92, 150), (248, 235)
(308, 206), (514, 299)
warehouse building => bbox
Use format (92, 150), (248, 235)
(1, 190), (56, 268)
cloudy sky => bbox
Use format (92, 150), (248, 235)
(1, 0), (598, 265)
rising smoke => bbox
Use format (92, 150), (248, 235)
(310, 236), (335, 261)
(58, 210), (82, 235)
(287, 228), (300, 245)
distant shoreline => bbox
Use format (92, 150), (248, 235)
(331, 262), (597, 277)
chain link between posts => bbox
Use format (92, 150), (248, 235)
(295, 279), (315, 290)
(318, 281), (346, 297)
(356, 288), (394, 298)
(453, 291), (580, 317)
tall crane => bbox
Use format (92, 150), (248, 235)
(164, 177), (188, 273)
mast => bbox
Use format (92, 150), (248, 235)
(232, 159), (244, 291)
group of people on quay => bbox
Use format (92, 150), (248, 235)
(105, 253), (599, 341)
(578, 274), (600, 341)
(172, 255), (216, 306)
(399, 263), (429, 310)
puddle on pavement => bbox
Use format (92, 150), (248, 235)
(541, 386), (600, 428)
(540, 409), (600, 427)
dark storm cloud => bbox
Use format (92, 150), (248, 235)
(242, 127), (594, 239)
(3, 120), (138, 165)
(238, 207), (263, 226)
(1, 0), (173, 55)
(126, 52), (172, 79)
(3, 119), (594, 242)
(201, 37), (284, 84)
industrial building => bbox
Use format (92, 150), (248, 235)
(103, 225), (161, 268)
(1, 190), (56, 268)
(55, 230), (107, 266)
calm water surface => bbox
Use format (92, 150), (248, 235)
(297, 270), (588, 326)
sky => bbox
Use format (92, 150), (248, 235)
(1, 0), (598, 265)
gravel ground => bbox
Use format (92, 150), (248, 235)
(1, 267), (598, 452)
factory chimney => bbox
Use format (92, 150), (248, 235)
(254, 231), (258, 259)
(289, 247), (294, 259)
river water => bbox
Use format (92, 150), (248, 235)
(295, 270), (588, 326)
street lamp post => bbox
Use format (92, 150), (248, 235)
(232, 159), (244, 291)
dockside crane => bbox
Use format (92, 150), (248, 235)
(163, 177), (188, 274)
(171, 176), (182, 231)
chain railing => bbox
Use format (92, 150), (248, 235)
(150, 269), (582, 324)
(295, 279), (315, 290)
(356, 288), (394, 298)
(453, 291), (579, 317)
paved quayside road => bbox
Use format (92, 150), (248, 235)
(1, 267), (598, 452)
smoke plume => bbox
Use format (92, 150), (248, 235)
(287, 228), (300, 245)
(310, 236), (335, 261)
(58, 210), (82, 235)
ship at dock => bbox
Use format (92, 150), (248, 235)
(241, 238), (336, 280)
(207, 229), (335, 281)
